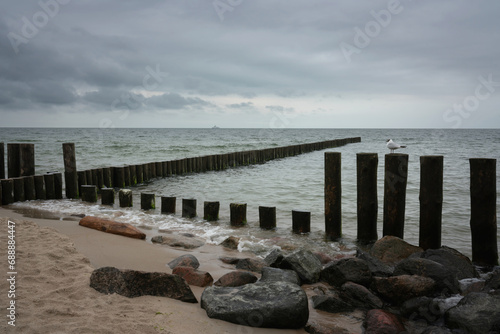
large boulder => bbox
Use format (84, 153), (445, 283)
(172, 266), (213, 287)
(264, 248), (285, 267)
(340, 282), (383, 309)
(214, 271), (258, 287)
(235, 258), (267, 273)
(167, 254), (200, 270)
(260, 267), (301, 285)
(320, 258), (372, 287)
(279, 249), (322, 284)
(370, 236), (423, 264)
(151, 234), (205, 249)
(79, 216), (146, 239)
(394, 258), (460, 294)
(312, 295), (354, 313)
(418, 246), (479, 280)
(220, 236), (240, 250)
(201, 281), (309, 329)
(445, 292), (500, 334)
(373, 275), (436, 304)
(357, 250), (394, 277)
(90, 266), (197, 303)
(364, 309), (405, 334)
(484, 267), (500, 291)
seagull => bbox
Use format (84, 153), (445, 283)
(386, 139), (407, 153)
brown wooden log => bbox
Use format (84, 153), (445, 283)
(356, 153), (378, 243)
(101, 188), (115, 206)
(383, 153), (408, 239)
(79, 216), (146, 239)
(62, 143), (78, 199)
(113, 167), (125, 189)
(119, 189), (133, 208)
(325, 152), (342, 240)
(230, 203), (247, 227)
(129, 165), (137, 185)
(1, 179), (14, 204)
(53, 172), (63, 199)
(156, 162), (163, 177)
(7, 144), (20, 178)
(44, 173), (56, 199)
(470, 158), (498, 266)
(135, 164), (143, 184)
(34, 175), (46, 200)
(23, 176), (36, 201)
(419, 155), (443, 250)
(161, 196), (176, 214)
(259, 206), (276, 230)
(20, 143), (35, 176)
(81, 185), (97, 203)
(292, 210), (310, 234)
(102, 167), (112, 188)
(77, 171), (86, 196)
(141, 193), (156, 210)
(204, 201), (220, 221)
(13, 177), (25, 202)
(182, 198), (197, 218)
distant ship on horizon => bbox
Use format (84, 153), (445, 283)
(212, 125), (220, 129)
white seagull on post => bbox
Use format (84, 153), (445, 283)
(386, 139), (407, 153)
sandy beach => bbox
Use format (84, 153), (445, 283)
(0, 207), (316, 334)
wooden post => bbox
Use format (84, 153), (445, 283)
(34, 175), (46, 200)
(44, 174), (56, 199)
(383, 153), (408, 239)
(161, 196), (176, 214)
(292, 210), (310, 234)
(81, 185), (98, 203)
(0, 181), (2, 204)
(155, 162), (163, 178)
(204, 201), (220, 221)
(53, 172), (63, 199)
(356, 153), (378, 243)
(101, 188), (115, 206)
(23, 176), (36, 201)
(20, 143), (35, 176)
(77, 171), (86, 197)
(13, 177), (25, 202)
(150, 162), (156, 178)
(85, 170), (92, 186)
(62, 143), (79, 199)
(119, 189), (133, 207)
(123, 166), (131, 187)
(419, 156), (443, 250)
(259, 206), (276, 230)
(142, 163), (150, 182)
(135, 164), (143, 184)
(141, 193), (156, 210)
(182, 198), (197, 218)
(325, 152), (342, 240)
(129, 165), (137, 185)
(0, 142), (4, 179)
(230, 203), (247, 227)
(1, 179), (14, 204)
(102, 168), (112, 188)
(7, 144), (20, 178)
(113, 167), (125, 188)
(470, 158), (498, 266)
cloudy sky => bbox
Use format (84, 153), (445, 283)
(1, 0), (499, 128)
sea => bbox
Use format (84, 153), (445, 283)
(1, 128), (499, 259)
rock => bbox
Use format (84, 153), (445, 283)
(167, 254), (200, 270)
(79, 216), (146, 240)
(235, 258), (266, 273)
(260, 267), (301, 285)
(459, 278), (486, 295)
(421, 326), (453, 334)
(314, 252), (337, 265)
(214, 271), (258, 287)
(220, 236), (240, 250)
(219, 256), (240, 265)
(394, 258), (460, 294)
(419, 246), (479, 280)
(484, 267), (500, 291)
(340, 281), (383, 309)
(320, 258), (372, 287)
(311, 295), (354, 313)
(373, 275), (436, 304)
(370, 236), (423, 264)
(279, 249), (323, 284)
(172, 266), (213, 287)
(364, 309), (405, 334)
(356, 249), (394, 277)
(264, 248), (285, 267)
(445, 292), (500, 334)
(305, 321), (350, 334)
(400, 296), (433, 318)
(201, 281), (309, 329)
(90, 266), (197, 303)
(151, 234), (205, 249)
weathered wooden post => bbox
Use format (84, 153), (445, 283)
(419, 156), (443, 250)
(161, 196), (176, 214)
(77, 171), (86, 196)
(102, 168), (112, 188)
(155, 162), (163, 178)
(1, 179), (14, 204)
(142, 163), (150, 182)
(7, 144), (20, 178)
(44, 173), (56, 199)
(135, 164), (143, 184)
(182, 198), (197, 218)
(13, 177), (25, 202)
(123, 166), (131, 187)
(325, 152), (342, 240)
(0, 182), (2, 204)
(53, 172), (63, 199)
(113, 167), (125, 189)
(34, 175), (46, 200)
(129, 165), (137, 185)
(0, 142), (4, 179)
(119, 189), (133, 208)
(23, 176), (36, 201)
(85, 170), (92, 186)
(204, 201), (220, 221)
(230, 203), (247, 227)
(383, 153), (408, 239)
(101, 188), (115, 205)
(259, 206), (276, 230)
(470, 158), (498, 266)
(62, 143), (79, 199)
(20, 143), (35, 176)
(81, 185), (97, 203)
(356, 153), (378, 243)
(292, 210), (311, 234)
(141, 193), (156, 210)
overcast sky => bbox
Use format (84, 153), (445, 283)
(1, 0), (499, 128)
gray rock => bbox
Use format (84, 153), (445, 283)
(220, 236), (240, 250)
(264, 248), (285, 267)
(419, 246), (479, 280)
(235, 258), (267, 273)
(320, 258), (372, 287)
(421, 326), (453, 334)
(90, 266), (197, 303)
(201, 281), (309, 329)
(312, 295), (354, 313)
(357, 249), (394, 277)
(394, 258), (460, 295)
(340, 281), (383, 309)
(445, 292), (500, 334)
(370, 235), (423, 265)
(167, 254), (200, 269)
(260, 267), (301, 285)
(373, 275), (436, 304)
(484, 267), (500, 291)
(279, 249), (322, 284)
(151, 234), (205, 249)
(400, 296), (433, 318)
(214, 271), (258, 287)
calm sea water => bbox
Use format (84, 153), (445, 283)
(1, 128), (499, 258)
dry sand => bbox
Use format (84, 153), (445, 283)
(0, 208), (312, 334)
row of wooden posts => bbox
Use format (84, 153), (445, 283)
(324, 152), (498, 267)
